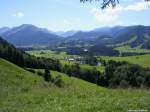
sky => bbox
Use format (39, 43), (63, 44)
(0, 0), (150, 31)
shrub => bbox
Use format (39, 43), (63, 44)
(53, 75), (64, 88)
(37, 71), (43, 76)
(119, 80), (129, 88)
(25, 68), (36, 73)
(136, 76), (145, 87)
(144, 70), (150, 87)
(44, 69), (52, 82)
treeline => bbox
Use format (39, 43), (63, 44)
(98, 60), (150, 88)
(83, 55), (98, 66)
(60, 61), (150, 88)
(0, 37), (61, 71)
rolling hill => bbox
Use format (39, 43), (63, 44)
(0, 58), (150, 112)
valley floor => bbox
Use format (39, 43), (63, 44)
(0, 58), (150, 112)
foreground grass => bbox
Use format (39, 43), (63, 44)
(101, 54), (150, 68)
(0, 58), (150, 112)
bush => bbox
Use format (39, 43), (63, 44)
(44, 69), (51, 82)
(53, 75), (64, 88)
(25, 68), (36, 73)
(144, 70), (150, 87)
(136, 76), (145, 87)
(37, 71), (43, 76)
(119, 80), (129, 88)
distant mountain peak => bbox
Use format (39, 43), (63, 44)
(20, 24), (36, 27)
(0, 24), (62, 47)
(0, 27), (11, 34)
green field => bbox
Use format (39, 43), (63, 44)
(115, 46), (150, 54)
(80, 64), (105, 72)
(27, 50), (105, 72)
(27, 50), (79, 60)
(0, 58), (150, 112)
(101, 54), (150, 68)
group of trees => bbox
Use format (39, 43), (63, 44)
(61, 60), (150, 88)
(84, 55), (98, 66)
(98, 60), (150, 88)
(0, 37), (61, 71)
(61, 63), (100, 84)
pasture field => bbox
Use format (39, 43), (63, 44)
(101, 54), (150, 68)
(115, 46), (150, 54)
(0, 58), (150, 112)
(26, 50), (79, 60)
(80, 64), (105, 72)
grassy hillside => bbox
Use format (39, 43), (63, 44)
(0, 58), (150, 112)
(101, 54), (150, 68)
(115, 46), (150, 54)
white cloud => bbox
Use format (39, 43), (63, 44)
(12, 12), (24, 18)
(125, 1), (150, 11)
(90, 5), (123, 23)
(90, 1), (150, 23)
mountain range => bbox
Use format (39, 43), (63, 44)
(66, 25), (150, 49)
(0, 24), (150, 49)
(0, 27), (10, 35)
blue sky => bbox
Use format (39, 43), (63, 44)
(0, 0), (150, 31)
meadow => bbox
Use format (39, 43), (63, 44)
(26, 50), (79, 60)
(115, 46), (150, 54)
(101, 54), (150, 68)
(0, 58), (150, 112)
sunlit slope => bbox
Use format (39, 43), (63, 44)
(0, 58), (150, 112)
(102, 54), (150, 68)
